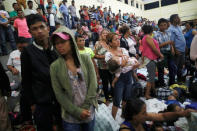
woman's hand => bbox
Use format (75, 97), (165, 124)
(159, 53), (164, 60)
(80, 109), (91, 120)
(179, 109), (196, 118)
(12, 68), (19, 75)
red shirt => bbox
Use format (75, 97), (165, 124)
(40, 0), (44, 5)
(115, 15), (119, 22)
(42, 15), (47, 22)
(99, 10), (103, 17)
(91, 22), (98, 33)
(83, 11), (89, 20)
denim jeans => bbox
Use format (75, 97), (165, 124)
(63, 14), (70, 28)
(62, 117), (95, 131)
(71, 16), (77, 29)
(175, 52), (185, 82)
(0, 25), (16, 55)
(113, 71), (133, 107)
(157, 51), (176, 86)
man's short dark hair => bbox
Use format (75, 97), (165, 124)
(170, 14), (178, 24)
(26, 14), (46, 29)
(12, 3), (18, 7)
(37, 7), (41, 10)
(75, 34), (83, 41)
(158, 18), (168, 26)
(142, 25), (153, 34)
(27, 0), (33, 5)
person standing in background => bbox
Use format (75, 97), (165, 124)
(46, 1), (57, 16)
(68, 0), (77, 29)
(9, 3), (19, 23)
(0, 4), (16, 55)
(46, 6), (56, 35)
(0, 62), (12, 131)
(154, 18), (176, 86)
(14, 9), (33, 44)
(24, 1), (37, 16)
(34, 0), (45, 15)
(168, 14), (186, 83)
(59, 0), (70, 28)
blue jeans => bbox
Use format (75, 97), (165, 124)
(62, 118), (95, 131)
(71, 16), (77, 29)
(0, 25), (16, 55)
(63, 14), (70, 28)
(113, 71), (133, 107)
(157, 51), (176, 86)
(175, 52), (185, 82)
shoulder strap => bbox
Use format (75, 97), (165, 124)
(122, 121), (136, 131)
(119, 127), (131, 131)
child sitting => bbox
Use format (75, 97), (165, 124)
(105, 54), (139, 87)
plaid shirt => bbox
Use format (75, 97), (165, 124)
(154, 30), (171, 52)
(156, 87), (173, 100)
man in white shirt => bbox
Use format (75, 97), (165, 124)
(46, 6), (55, 35)
(24, 1), (37, 16)
(7, 37), (28, 82)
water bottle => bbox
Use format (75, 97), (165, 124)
(185, 76), (191, 93)
(97, 80), (103, 96)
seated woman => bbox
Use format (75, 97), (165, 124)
(120, 99), (193, 131)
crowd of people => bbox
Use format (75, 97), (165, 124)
(0, 0), (197, 131)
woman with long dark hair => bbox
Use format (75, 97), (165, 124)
(50, 27), (97, 131)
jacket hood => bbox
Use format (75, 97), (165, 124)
(51, 26), (82, 63)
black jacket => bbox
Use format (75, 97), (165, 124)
(21, 43), (58, 105)
(0, 62), (11, 96)
(120, 36), (139, 57)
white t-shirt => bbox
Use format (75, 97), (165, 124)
(24, 9), (37, 16)
(48, 14), (55, 26)
(7, 50), (21, 73)
(126, 37), (136, 55)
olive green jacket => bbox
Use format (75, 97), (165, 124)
(50, 26), (98, 121)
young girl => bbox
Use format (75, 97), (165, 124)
(50, 27), (97, 131)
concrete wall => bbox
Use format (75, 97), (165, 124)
(143, 0), (197, 21)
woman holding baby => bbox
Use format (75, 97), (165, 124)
(105, 33), (139, 120)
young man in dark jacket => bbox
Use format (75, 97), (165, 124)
(20, 14), (62, 131)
